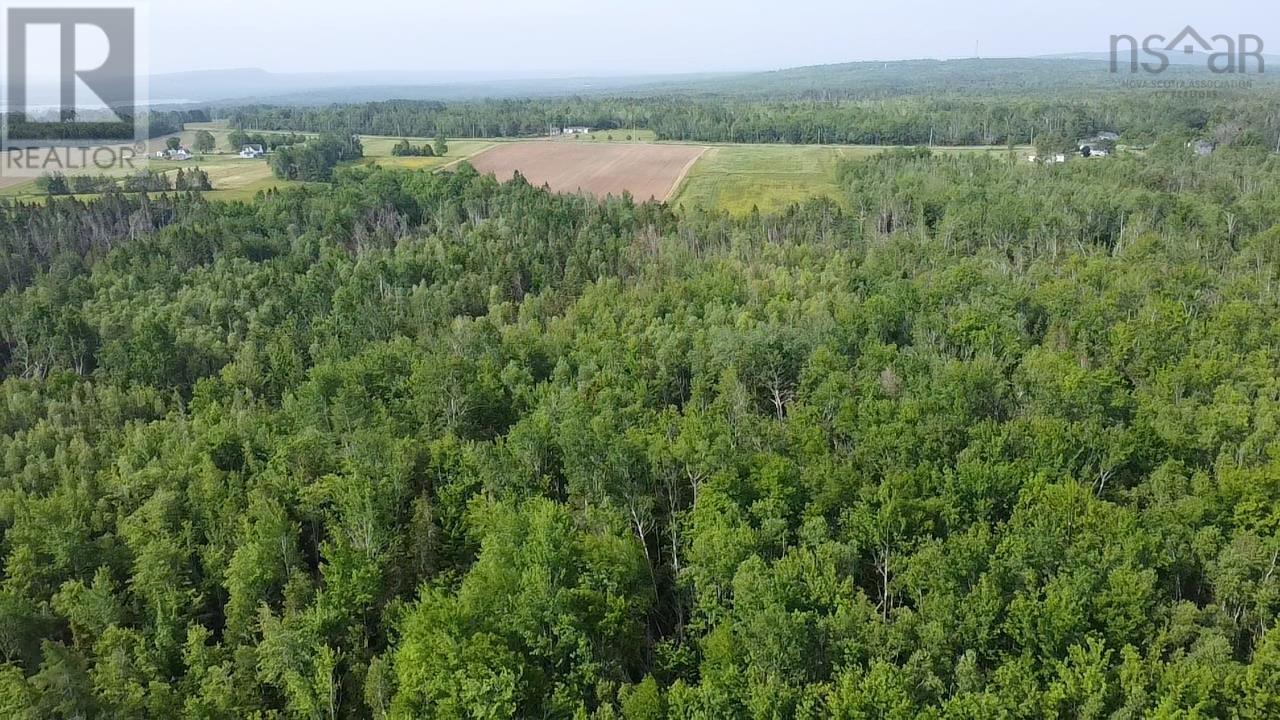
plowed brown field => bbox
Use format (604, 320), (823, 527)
(467, 142), (706, 201)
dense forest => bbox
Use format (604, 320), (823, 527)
(228, 91), (1280, 148)
(0, 132), (1277, 717)
(226, 60), (1280, 147)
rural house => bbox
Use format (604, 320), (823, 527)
(240, 145), (266, 158)
(563, 126), (592, 135)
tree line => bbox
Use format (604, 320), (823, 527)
(3, 108), (210, 142)
(226, 88), (1280, 148)
(390, 134), (449, 158)
(269, 133), (364, 182)
(34, 168), (212, 197)
(228, 130), (309, 153)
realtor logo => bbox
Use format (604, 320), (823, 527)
(1111, 26), (1265, 75)
(1, 2), (148, 177)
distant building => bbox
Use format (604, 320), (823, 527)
(1189, 139), (1216, 157)
(562, 126), (592, 135)
(162, 147), (193, 161)
(239, 145), (266, 159)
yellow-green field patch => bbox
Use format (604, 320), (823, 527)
(671, 145), (870, 215)
(672, 143), (1033, 215)
(360, 138), (497, 166)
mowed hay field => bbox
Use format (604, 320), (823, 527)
(551, 129), (659, 143)
(468, 142), (706, 201)
(671, 145), (870, 215)
(671, 143), (1031, 215)
(0, 151), (285, 203)
(361, 138), (497, 171)
(0, 122), (287, 202)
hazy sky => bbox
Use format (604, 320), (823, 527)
(148, 0), (1275, 77)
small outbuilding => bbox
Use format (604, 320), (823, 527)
(1189, 139), (1216, 157)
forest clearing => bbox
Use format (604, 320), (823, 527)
(466, 141), (707, 201)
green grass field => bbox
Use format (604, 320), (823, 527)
(0, 121), (290, 202)
(670, 145), (868, 215)
(672, 143), (1030, 215)
(556, 129), (659, 143)
(0, 148), (284, 203)
(358, 138), (496, 171)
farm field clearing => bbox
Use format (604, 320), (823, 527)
(671, 145), (869, 215)
(0, 150), (287, 203)
(671, 143), (1028, 215)
(552, 129), (659, 143)
(0, 133), (199, 194)
(467, 141), (706, 201)
(0, 130), (1029, 208)
(360, 138), (496, 170)
(0, 132), (496, 202)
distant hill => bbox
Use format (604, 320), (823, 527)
(651, 58), (1119, 97)
(655, 56), (1280, 98)
(150, 68), (740, 106)
(151, 55), (1280, 108)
